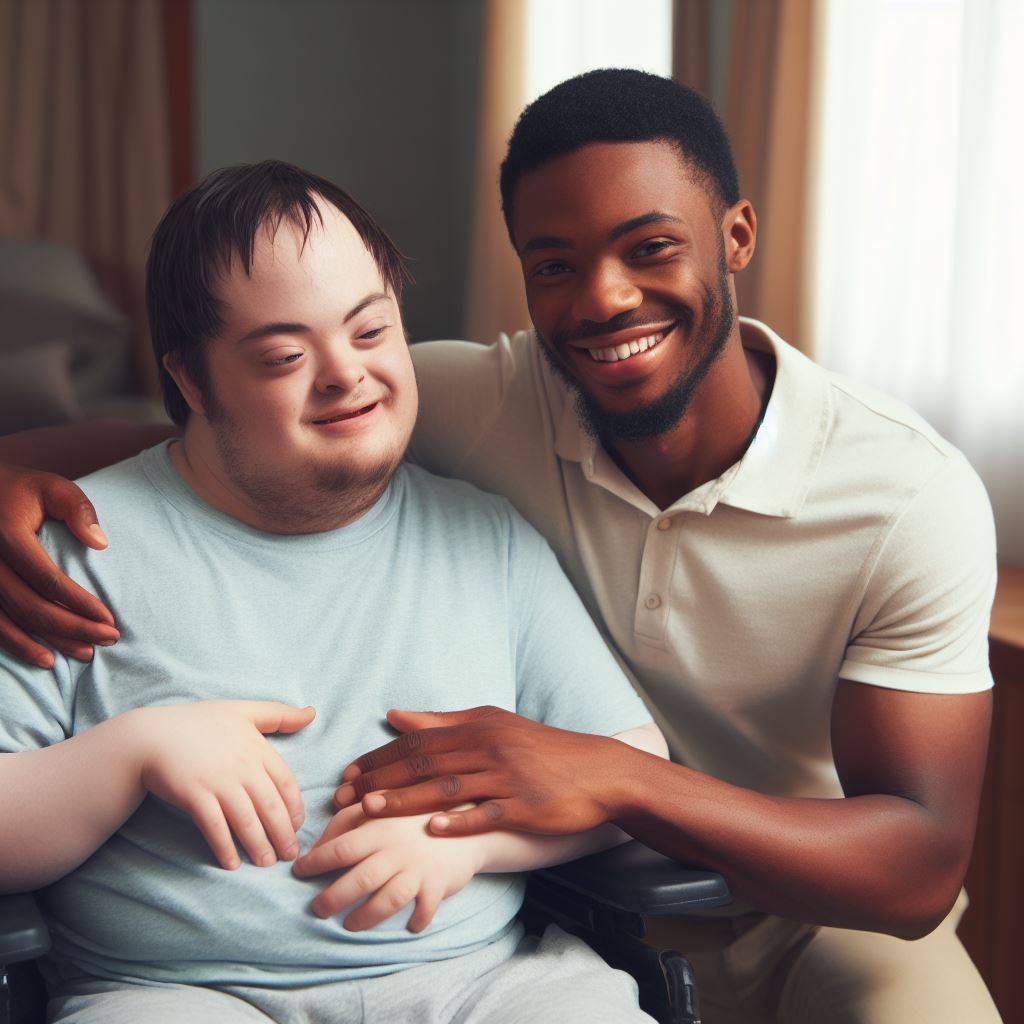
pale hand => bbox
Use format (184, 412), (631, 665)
(292, 802), (482, 932)
(131, 700), (315, 870)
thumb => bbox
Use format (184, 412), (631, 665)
(43, 478), (108, 550)
(246, 702), (316, 735)
(385, 706), (496, 732)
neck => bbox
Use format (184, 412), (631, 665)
(169, 426), (385, 535)
(604, 324), (773, 510)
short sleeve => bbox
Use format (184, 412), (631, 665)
(507, 509), (653, 736)
(407, 337), (520, 476)
(0, 651), (74, 753)
(840, 454), (997, 694)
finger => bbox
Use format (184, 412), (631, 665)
(335, 751), (481, 807)
(358, 772), (500, 819)
(262, 748), (306, 829)
(340, 725), (464, 783)
(41, 479), (109, 551)
(429, 800), (516, 836)
(384, 706), (499, 732)
(219, 786), (277, 867)
(0, 524), (116, 627)
(407, 878), (445, 933)
(0, 559), (120, 645)
(343, 869), (421, 932)
(293, 824), (376, 878)
(0, 606), (56, 668)
(309, 803), (366, 851)
(245, 772), (299, 860)
(37, 632), (95, 663)
(243, 702), (316, 735)
(187, 790), (240, 870)
(311, 850), (400, 918)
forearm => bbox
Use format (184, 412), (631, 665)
(0, 712), (147, 892)
(614, 750), (965, 938)
(0, 421), (178, 477)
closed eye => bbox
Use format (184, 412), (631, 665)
(265, 352), (303, 367)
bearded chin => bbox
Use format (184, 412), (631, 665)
(208, 409), (404, 531)
(542, 263), (735, 445)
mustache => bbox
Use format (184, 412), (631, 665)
(552, 303), (695, 347)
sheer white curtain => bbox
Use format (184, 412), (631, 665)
(809, 0), (1024, 563)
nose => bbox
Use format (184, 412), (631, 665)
(570, 260), (643, 325)
(314, 341), (366, 395)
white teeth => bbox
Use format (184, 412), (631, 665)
(586, 332), (664, 362)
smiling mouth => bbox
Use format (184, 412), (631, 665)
(585, 331), (665, 363)
(312, 402), (379, 425)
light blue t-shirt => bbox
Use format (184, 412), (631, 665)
(0, 443), (651, 989)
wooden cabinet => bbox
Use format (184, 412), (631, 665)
(959, 566), (1024, 1023)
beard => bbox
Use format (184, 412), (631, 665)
(202, 392), (405, 532)
(539, 246), (735, 444)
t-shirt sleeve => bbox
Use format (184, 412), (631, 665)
(407, 337), (520, 477)
(507, 508), (654, 736)
(0, 651), (74, 753)
(840, 454), (997, 694)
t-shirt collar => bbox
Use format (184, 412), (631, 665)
(550, 317), (832, 519)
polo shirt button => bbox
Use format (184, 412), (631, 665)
(656, 518), (672, 531)
(644, 593), (662, 610)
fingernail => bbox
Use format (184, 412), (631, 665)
(292, 813), (305, 828)
(364, 793), (386, 813)
(226, 857), (240, 870)
(36, 655), (54, 669)
(97, 636), (120, 647)
(283, 843), (298, 860)
(335, 784), (355, 805)
(88, 524), (109, 547)
(432, 815), (450, 831)
(259, 852), (276, 867)
(342, 765), (361, 781)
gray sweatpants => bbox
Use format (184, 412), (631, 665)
(46, 924), (655, 1023)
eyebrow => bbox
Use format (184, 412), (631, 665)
(235, 291), (390, 344)
(520, 211), (684, 255)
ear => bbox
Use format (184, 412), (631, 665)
(722, 199), (757, 274)
(163, 353), (207, 419)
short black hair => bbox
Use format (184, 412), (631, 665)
(499, 69), (740, 243)
(146, 160), (409, 427)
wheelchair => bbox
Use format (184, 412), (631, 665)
(1, 840), (729, 1024)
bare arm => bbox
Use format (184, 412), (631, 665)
(334, 690), (990, 939)
(0, 420), (178, 477)
(0, 713), (147, 892)
(1, 699), (315, 893)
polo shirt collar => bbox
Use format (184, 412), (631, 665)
(550, 317), (832, 519)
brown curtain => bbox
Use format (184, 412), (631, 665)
(675, 0), (819, 354)
(462, 0), (532, 344)
(0, 0), (177, 394)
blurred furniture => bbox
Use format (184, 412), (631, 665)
(958, 565), (1024, 1023)
(0, 842), (730, 1024)
(0, 239), (168, 434)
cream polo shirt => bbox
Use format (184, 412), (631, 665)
(408, 319), (997, 799)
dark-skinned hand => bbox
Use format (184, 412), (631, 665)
(0, 463), (119, 667)
(333, 705), (638, 837)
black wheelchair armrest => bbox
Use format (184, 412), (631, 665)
(535, 839), (730, 917)
(0, 893), (50, 967)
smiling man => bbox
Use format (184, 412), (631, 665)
(0, 162), (664, 1023)
(0, 71), (1001, 1023)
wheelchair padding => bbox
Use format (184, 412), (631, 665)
(0, 893), (50, 966)
(537, 840), (730, 916)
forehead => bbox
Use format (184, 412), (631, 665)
(511, 140), (717, 245)
(216, 199), (385, 319)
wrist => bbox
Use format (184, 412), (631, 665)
(603, 734), (660, 824)
(109, 707), (157, 791)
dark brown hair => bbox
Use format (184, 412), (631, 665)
(145, 160), (409, 426)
